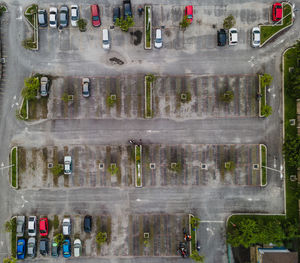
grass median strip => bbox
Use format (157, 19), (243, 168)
(261, 145), (267, 186)
(145, 6), (151, 49)
(261, 3), (292, 45)
(10, 147), (18, 188)
(11, 217), (16, 258)
(135, 145), (142, 187)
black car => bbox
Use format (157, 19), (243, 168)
(84, 215), (92, 233)
(113, 7), (120, 23)
(40, 238), (49, 256)
(123, 0), (132, 20)
(217, 29), (226, 46)
(38, 9), (47, 27)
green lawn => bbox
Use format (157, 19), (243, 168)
(145, 80), (152, 117)
(11, 147), (17, 188)
(261, 4), (292, 45)
(11, 217), (16, 258)
(261, 145), (267, 185)
(145, 6), (151, 48)
(284, 48), (298, 221)
(24, 4), (37, 26)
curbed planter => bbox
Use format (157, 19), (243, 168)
(258, 75), (266, 118)
(188, 214), (197, 254)
(24, 5), (39, 51)
(260, 144), (267, 186)
(259, 2), (293, 47)
(135, 145), (142, 187)
(144, 5), (152, 49)
(19, 98), (29, 120)
(144, 76), (153, 118)
(10, 147), (18, 189)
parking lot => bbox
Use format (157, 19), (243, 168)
(29, 74), (258, 120)
(17, 143), (261, 189)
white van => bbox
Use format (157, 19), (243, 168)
(154, 29), (162, 49)
(102, 29), (110, 50)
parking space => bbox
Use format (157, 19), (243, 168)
(18, 144), (260, 189)
(36, 3), (269, 54)
(30, 74), (258, 120)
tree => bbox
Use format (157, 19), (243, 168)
(4, 220), (13, 232)
(146, 74), (156, 83)
(51, 164), (63, 177)
(220, 90), (234, 103)
(289, 68), (300, 98)
(3, 257), (17, 263)
(54, 233), (64, 247)
(96, 232), (107, 246)
(190, 251), (205, 262)
(223, 15), (236, 29)
(77, 19), (87, 32)
(190, 217), (200, 229)
(22, 77), (40, 100)
(261, 74), (273, 87)
(283, 135), (300, 168)
(179, 16), (190, 30)
(115, 16), (134, 32)
(261, 104), (272, 117)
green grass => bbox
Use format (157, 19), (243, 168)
(11, 148), (17, 188)
(19, 99), (27, 119)
(135, 145), (142, 187)
(261, 4), (292, 45)
(261, 145), (267, 185)
(191, 228), (196, 252)
(260, 76), (266, 109)
(284, 48), (298, 221)
(145, 7), (151, 48)
(24, 4), (37, 26)
(146, 80), (152, 117)
(11, 217), (16, 258)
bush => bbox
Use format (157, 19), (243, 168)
(190, 217), (200, 229)
(51, 164), (63, 177)
(61, 92), (69, 103)
(3, 257), (17, 263)
(96, 232), (107, 246)
(190, 251), (205, 262)
(115, 16), (134, 32)
(77, 19), (87, 32)
(108, 164), (119, 176)
(22, 77), (39, 100)
(283, 135), (300, 168)
(223, 15), (236, 29)
(54, 233), (64, 246)
(179, 15), (190, 30)
(106, 95), (116, 107)
(220, 90), (234, 103)
(224, 161), (235, 171)
(261, 104), (272, 117)
(169, 162), (182, 173)
(261, 73), (273, 87)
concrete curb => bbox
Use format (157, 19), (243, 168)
(260, 2), (294, 48)
(260, 144), (267, 187)
(10, 147), (18, 189)
(144, 5), (152, 50)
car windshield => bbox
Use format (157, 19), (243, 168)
(29, 229), (34, 233)
(103, 40), (109, 45)
(156, 38), (162, 43)
(187, 15), (192, 19)
(40, 229), (46, 233)
(92, 16), (99, 21)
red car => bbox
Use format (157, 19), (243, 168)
(91, 4), (101, 27)
(185, 5), (193, 23)
(272, 3), (282, 22)
(39, 218), (48, 236)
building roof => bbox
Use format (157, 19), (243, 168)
(262, 252), (298, 263)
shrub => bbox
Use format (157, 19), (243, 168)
(223, 15), (236, 29)
(179, 15), (190, 30)
(22, 77), (40, 100)
(51, 164), (63, 177)
(261, 73), (273, 87)
(220, 90), (234, 103)
(115, 16), (134, 32)
(54, 233), (64, 246)
(261, 104), (272, 117)
(77, 19), (87, 32)
(190, 217), (201, 229)
(96, 232), (107, 246)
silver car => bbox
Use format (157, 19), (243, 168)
(40, 77), (49, 96)
(74, 239), (82, 257)
(82, 78), (90, 98)
(62, 218), (71, 235)
(27, 237), (36, 258)
(16, 216), (25, 237)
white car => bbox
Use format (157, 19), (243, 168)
(82, 78), (90, 97)
(154, 29), (163, 49)
(74, 239), (82, 257)
(252, 27), (260, 48)
(64, 156), (72, 175)
(71, 5), (79, 27)
(62, 218), (71, 235)
(28, 216), (37, 237)
(102, 29), (110, 50)
(49, 7), (57, 28)
(229, 28), (238, 45)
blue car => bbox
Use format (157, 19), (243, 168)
(63, 239), (71, 258)
(17, 239), (26, 259)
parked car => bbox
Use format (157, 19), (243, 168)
(102, 29), (110, 50)
(113, 7), (120, 23)
(16, 216), (25, 237)
(71, 5), (79, 27)
(51, 240), (60, 257)
(123, 0), (132, 19)
(154, 29), (163, 49)
(59, 5), (69, 27)
(17, 239), (26, 259)
(64, 156), (72, 175)
(38, 9), (47, 27)
(39, 217), (48, 236)
(185, 5), (193, 23)
(82, 78), (90, 97)
(63, 218), (71, 235)
(91, 4), (101, 27)
(28, 216), (37, 236)
(40, 238), (49, 256)
(63, 239), (71, 258)
(217, 29), (226, 46)
(49, 7), (58, 28)
(27, 237), (36, 258)
(74, 239), (82, 257)
(84, 215), (92, 233)
(272, 2), (282, 22)
(40, 76), (49, 97)
(229, 28), (238, 45)
(252, 27), (260, 47)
